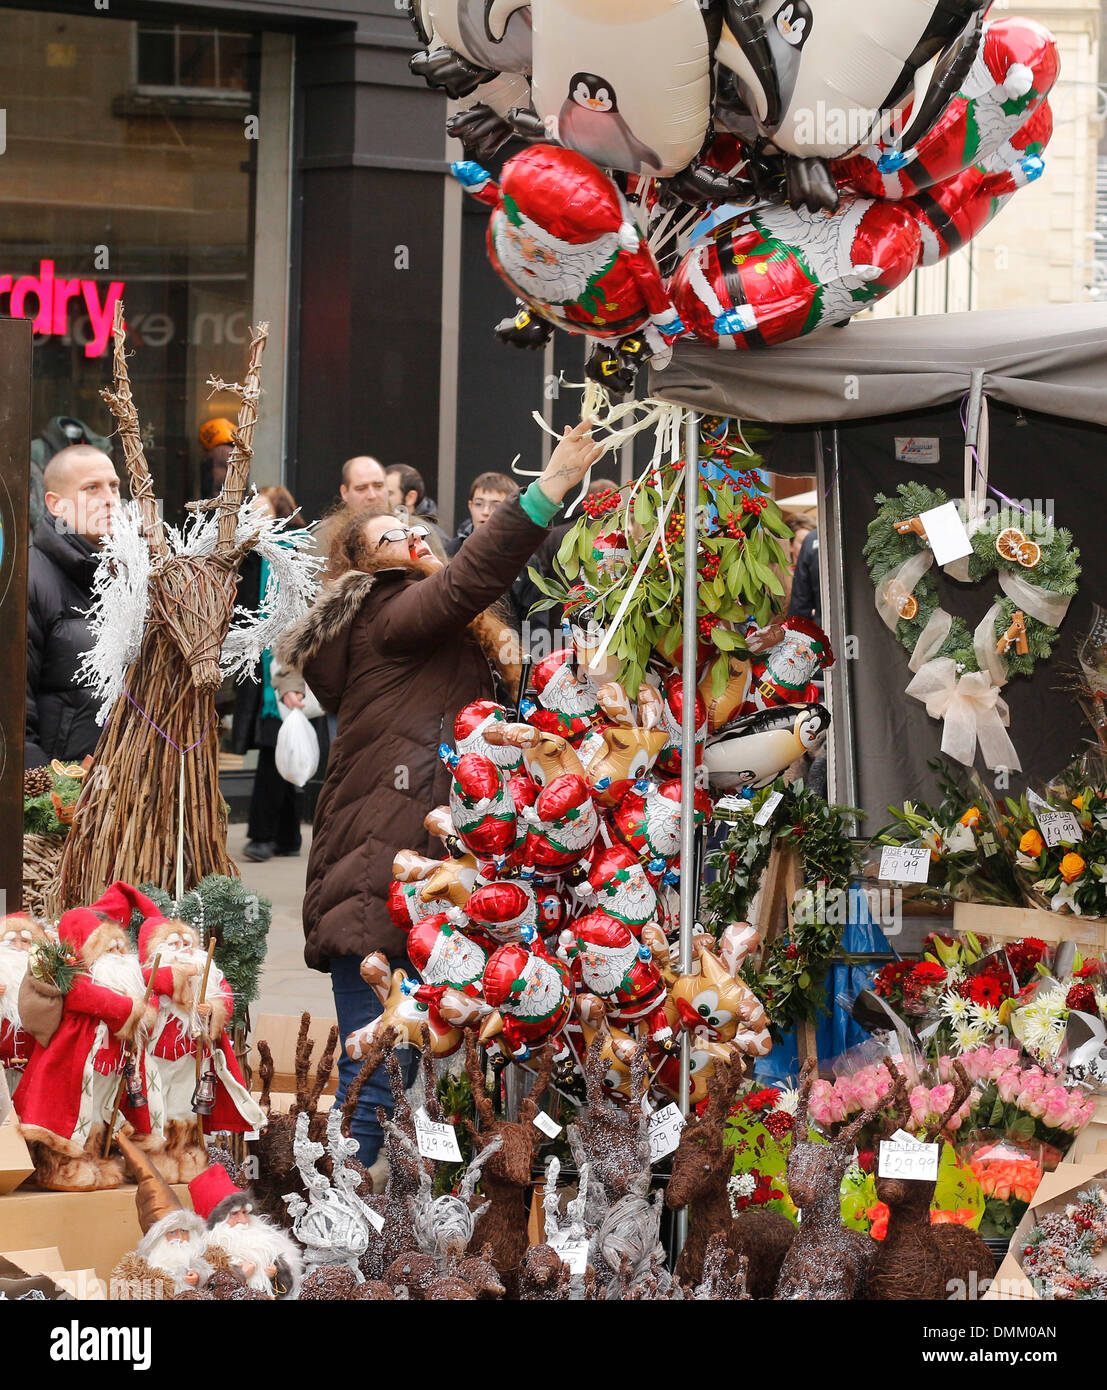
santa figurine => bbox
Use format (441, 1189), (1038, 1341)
(111, 1133), (216, 1300)
(573, 844), (659, 936)
(480, 927), (575, 1062)
(190, 1164), (303, 1299)
(138, 915), (266, 1183)
(15, 881), (160, 1192)
(740, 617), (834, 715)
(521, 648), (601, 743)
(0, 915), (48, 1094)
(612, 778), (714, 878)
(565, 911), (675, 1052)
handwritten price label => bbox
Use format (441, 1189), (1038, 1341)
(1036, 811), (1084, 847)
(532, 1109), (563, 1139)
(414, 1108), (462, 1163)
(365, 1205), (385, 1234)
(877, 1139), (939, 1182)
(550, 1237), (589, 1276)
(753, 790), (784, 827)
(878, 845), (931, 884)
(647, 1103), (686, 1163)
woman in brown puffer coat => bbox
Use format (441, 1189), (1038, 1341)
(276, 422), (601, 1163)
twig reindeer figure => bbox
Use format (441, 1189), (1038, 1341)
(567, 1033), (652, 1217)
(866, 1058), (995, 1301)
(773, 1060), (881, 1300)
(462, 1032), (554, 1289)
(59, 307), (273, 905)
(243, 1013), (375, 1227)
(665, 1050), (796, 1298)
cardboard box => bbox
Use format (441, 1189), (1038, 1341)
(0, 1182), (191, 1287)
(983, 1160), (1107, 1300)
(1065, 1093), (1107, 1164)
(2, 1246), (105, 1300)
(248, 1013), (340, 1097)
(0, 1074), (34, 1195)
(953, 902), (1107, 950)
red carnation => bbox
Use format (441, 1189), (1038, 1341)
(1066, 981), (1097, 1013)
(1074, 959), (1103, 980)
(763, 1110), (794, 1141)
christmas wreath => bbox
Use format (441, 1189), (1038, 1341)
(705, 782), (860, 1040)
(863, 483), (1079, 769)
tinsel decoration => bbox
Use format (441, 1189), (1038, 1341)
(134, 875), (271, 1030)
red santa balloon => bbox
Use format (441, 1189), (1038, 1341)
(406, 912), (489, 997)
(464, 879), (567, 946)
(574, 843), (658, 935)
(519, 772), (600, 876)
(481, 929), (575, 1060)
(570, 911), (675, 1052)
(453, 145), (684, 362)
(741, 617), (834, 715)
(612, 777), (713, 876)
(454, 700), (522, 769)
(656, 673), (708, 777)
(522, 648), (600, 744)
(446, 750), (518, 859)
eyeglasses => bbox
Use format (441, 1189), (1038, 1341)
(375, 525), (430, 549)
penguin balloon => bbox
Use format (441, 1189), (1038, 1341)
(531, 0), (712, 178)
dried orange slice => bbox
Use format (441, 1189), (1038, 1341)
(996, 527), (1041, 568)
(896, 594), (919, 619)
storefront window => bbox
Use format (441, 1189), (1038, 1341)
(0, 9), (260, 531)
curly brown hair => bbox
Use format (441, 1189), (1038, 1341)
(327, 502), (394, 580)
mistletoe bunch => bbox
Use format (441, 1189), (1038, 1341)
(528, 420), (793, 698)
(705, 781), (860, 1039)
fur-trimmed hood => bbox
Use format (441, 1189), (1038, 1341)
(276, 568), (522, 693)
(276, 570), (376, 673)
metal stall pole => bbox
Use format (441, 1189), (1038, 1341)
(673, 408), (700, 1262)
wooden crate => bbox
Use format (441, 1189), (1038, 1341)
(952, 902), (1107, 951)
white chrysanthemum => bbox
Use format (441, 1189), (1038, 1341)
(970, 1003), (1003, 1033)
(941, 990), (970, 1022)
(1013, 992), (1067, 1061)
(952, 1022), (985, 1054)
(774, 1087), (799, 1116)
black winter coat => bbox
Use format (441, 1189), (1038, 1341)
(26, 517), (102, 768)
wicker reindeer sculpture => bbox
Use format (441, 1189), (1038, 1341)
(462, 1032), (555, 1291)
(568, 1034), (652, 1218)
(58, 307), (314, 905)
(665, 1051), (796, 1298)
(243, 1012), (382, 1228)
(866, 1058), (995, 1301)
(773, 1060), (881, 1300)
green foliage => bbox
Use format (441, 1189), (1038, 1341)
(27, 938), (85, 994)
(133, 874), (271, 1029)
(863, 483), (1080, 678)
(23, 769), (84, 835)
(706, 781), (861, 1039)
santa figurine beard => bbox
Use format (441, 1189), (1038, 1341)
(89, 935), (147, 1000)
(137, 1216), (213, 1296)
(207, 1202), (303, 1299)
(0, 927), (39, 1088)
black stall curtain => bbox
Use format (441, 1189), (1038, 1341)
(834, 401), (1107, 823)
(651, 303), (1107, 823)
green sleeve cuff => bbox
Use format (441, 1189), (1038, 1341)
(520, 480), (562, 528)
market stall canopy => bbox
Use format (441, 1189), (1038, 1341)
(649, 302), (1107, 429)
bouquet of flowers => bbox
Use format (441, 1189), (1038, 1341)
(947, 1045), (1095, 1165)
(963, 1134), (1045, 1240)
(724, 1083), (799, 1222)
(1008, 786), (1107, 916)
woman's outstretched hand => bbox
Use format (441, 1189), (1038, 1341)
(538, 419), (604, 505)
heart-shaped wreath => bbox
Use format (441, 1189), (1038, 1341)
(864, 482), (1080, 769)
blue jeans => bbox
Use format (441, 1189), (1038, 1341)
(330, 953), (414, 1166)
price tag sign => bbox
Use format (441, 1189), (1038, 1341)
(919, 501), (973, 567)
(878, 845), (931, 884)
(532, 1109), (563, 1139)
(366, 1205), (385, 1234)
(891, 1128), (924, 1148)
(1037, 810), (1084, 847)
(878, 1139), (939, 1182)
(753, 790), (784, 827)
(550, 1237), (589, 1276)
(414, 1108), (462, 1162)
(647, 1102), (686, 1163)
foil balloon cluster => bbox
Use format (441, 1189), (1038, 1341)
(345, 659), (775, 1106)
(409, 3), (1058, 382)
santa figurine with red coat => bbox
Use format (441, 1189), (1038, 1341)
(0, 914), (49, 1094)
(190, 1164), (303, 1299)
(15, 881), (161, 1192)
(138, 915), (266, 1183)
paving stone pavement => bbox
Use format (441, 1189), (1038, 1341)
(226, 822), (335, 1020)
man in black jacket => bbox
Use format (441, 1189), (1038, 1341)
(26, 445), (120, 768)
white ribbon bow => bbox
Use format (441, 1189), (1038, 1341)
(904, 658), (1021, 772)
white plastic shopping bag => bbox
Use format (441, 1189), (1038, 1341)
(274, 707), (319, 787)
